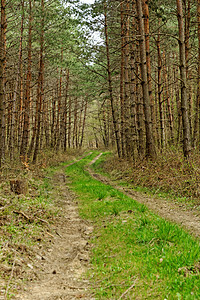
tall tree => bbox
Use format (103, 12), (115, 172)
(193, 0), (200, 147)
(104, 1), (121, 158)
(0, 0), (6, 167)
(20, 0), (32, 162)
(136, 0), (156, 158)
(33, 0), (44, 162)
(176, 0), (192, 158)
(9, 0), (24, 160)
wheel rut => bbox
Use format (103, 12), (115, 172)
(15, 169), (94, 300)
(88, 153), (200, 239)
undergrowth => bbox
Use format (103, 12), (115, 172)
(65, 152), (200, 299)
(98, 150), (200, 207)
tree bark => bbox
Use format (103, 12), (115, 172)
(163, 52), (174, 144)
(72, 97), (78, 149)
(136, 0), (156, 158)
(0, 0), (6, 167)
(136, 38), (144, 156)
(20, 0), (32, 162)
(156, 24), (165, 149)
(9, 0), (24, 160)
(68, 95), (72, 148)
(193, 0), (200, 147)
(104, 2), (121, 158)
(129, 1), (137, 159)
(142, 0), (155, 135)
(176, 0), (191, 158)
(79, 99), (88, 148)
(120, 2), (125, 157)
(63, 70), (69, 151)
(33, 0), (44, 163)
(124, 0), (131, 158)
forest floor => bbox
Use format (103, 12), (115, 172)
(1, 151), (200, 299)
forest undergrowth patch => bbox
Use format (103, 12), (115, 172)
(97, 150), (200, 208)
(65, 152), (200, 299)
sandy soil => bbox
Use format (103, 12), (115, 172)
(14, 170), (94, 300)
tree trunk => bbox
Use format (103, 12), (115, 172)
(72, 97), (77, 148)
(120, 2), (125, 157)
(163, 52), (174, 144)
(9, 0), (24, 160)
(193, 0), (200, 147)
(183, 0), (190, 77)
(142, 0), (155, 135)
(63, 70), (69, 151)
(56, 48), (63, 151)
(68, 96), (72, 148)
(33, 0), (44, 163)
(136, 0), (156, 158)
(176, 0), (191, 158)
(79, 99), (88, 148)
(51, 91), (56, 148)
(104, 2), (121, 158)
(129, 2), (137, 159)
(136, 39), (144, 156)
(124, 0), (131, 158)
(0, 0), (6, 166)
(20, 0), (32, 162)
(157, 35), (165, 149)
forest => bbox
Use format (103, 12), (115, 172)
(0, 0), (200, 164)
(0, 0), (200, 299)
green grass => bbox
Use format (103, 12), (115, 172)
(65, 151), (200, 299)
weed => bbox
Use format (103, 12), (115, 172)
(97, 191), (107, 201)
(111, 204), (119, 216)
(138, 203), (147, 213)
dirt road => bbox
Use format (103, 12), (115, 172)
(14, 152), (200, 299)
(15, 170), (94, 300)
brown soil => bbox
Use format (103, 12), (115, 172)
(88, 154), (200, 240)
(14, 169), (94, 300)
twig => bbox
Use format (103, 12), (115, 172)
(13, 210), (30, 220)
(118, 279), (137, 300)
(46, 231), (55, 238)
(4, 256), (16, 299)
(55, 231), (62, 238)
(36, 217), (49, 226)
(68, 286), (86, 290)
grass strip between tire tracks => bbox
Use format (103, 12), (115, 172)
(65, 151), (200, 300)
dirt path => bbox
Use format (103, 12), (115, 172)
(13, 152), (200, 299)
(88, 153), (200, 239)
(15, 169), (94, 300)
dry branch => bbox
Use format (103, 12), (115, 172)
(117, 279), (137, 300)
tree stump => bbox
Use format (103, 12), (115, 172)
(10, 179), (28, 195)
